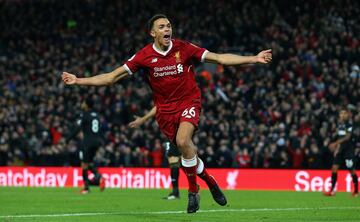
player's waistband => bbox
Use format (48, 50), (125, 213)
(156, 97), (201, 114)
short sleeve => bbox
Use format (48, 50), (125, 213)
(124, 52), (143, 75)
(185, 42), (208, 63)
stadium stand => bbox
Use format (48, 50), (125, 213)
(0, 0), (359, 168)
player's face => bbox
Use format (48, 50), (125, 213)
(339, 110), (349, 122)
(151, 18), (172, 48)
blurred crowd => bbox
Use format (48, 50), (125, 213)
(0, 0), (359, 169)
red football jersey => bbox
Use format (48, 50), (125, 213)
(124, 39), (208, 112)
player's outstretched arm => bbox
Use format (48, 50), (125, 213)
(128, 106), (157, 128)
(204, 49), (272, 65)
(62, 66), (129, 86)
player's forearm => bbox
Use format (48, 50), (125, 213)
(142, 107), (157, 122)
(217, 53), (258, 65)
(66, 127), (80, 142)
(76, 66), (128, 86)
(76, 72), (116, 86)
(335, 134), (351, 145)
(205, 52), (258, 65)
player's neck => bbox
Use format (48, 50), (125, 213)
(154, 41), (169, 52)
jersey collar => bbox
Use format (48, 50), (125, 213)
(152, 40), (173, 56)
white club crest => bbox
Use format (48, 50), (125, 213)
(226, 170), (239, 189)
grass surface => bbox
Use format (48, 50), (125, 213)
(0, 187), (359, 222)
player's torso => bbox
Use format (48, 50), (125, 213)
(141, 40), (201, 106)
(337, 122), (353, 148)
(81, 111), (101, 138)
(337, 122), (352, 137)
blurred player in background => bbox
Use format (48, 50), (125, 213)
(67, 98), (105, 194)
(128, 106), (181, 200)
(62, 14), (272, 213)
(324, 109), (358, 197)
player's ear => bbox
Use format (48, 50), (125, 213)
(150, 29), (156, 38)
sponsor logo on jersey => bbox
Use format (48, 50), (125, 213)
(153, 64), (183, 77)
(151, 58), (158, 63)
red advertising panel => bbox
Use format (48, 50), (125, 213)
(0, 167), (358, 192)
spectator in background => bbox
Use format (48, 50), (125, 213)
(349, 64), (360, 78)
(236, 148), (251, 168)
(216, 140), (233, 168)
(305, 141), (323, 168)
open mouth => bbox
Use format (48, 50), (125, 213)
(163, 34), (171, 42)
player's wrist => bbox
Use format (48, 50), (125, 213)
(74, 77), (81, 85)
(254, 55), (263, 63)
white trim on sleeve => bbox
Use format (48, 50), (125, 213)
(123, 64), (133, 75)
(201, 50), (209, 63)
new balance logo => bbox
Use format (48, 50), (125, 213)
(151, 58), (158, 63)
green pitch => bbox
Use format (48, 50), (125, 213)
(0, 187), (359, 222)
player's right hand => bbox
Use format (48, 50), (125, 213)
(62, 72), (77, 85)
(128, 116), (144, 128)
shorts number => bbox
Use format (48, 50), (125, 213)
(345, 159), (353, 168)
(91, 119), (99, 133)
(182, 107), (196, 119)
(165, 142), (171, 151)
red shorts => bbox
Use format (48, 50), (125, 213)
(156, 99), (201, 144)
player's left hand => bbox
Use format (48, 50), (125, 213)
(256, 49), (272, 64)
